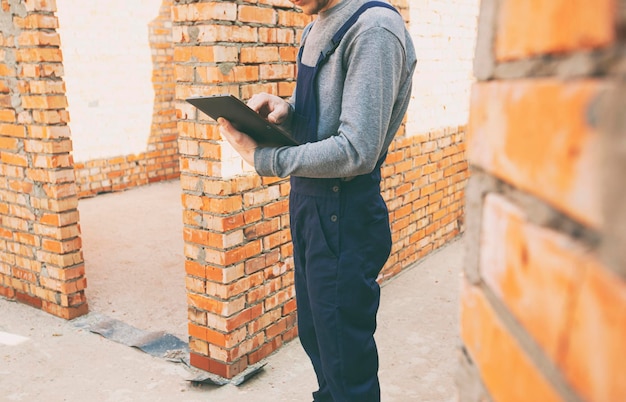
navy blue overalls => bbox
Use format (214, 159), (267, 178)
(289, 3), (398, 401)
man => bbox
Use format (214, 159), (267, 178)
(219, 0), (416, 400)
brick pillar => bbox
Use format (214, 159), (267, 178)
(460, 0), (625, 401)
(0, 0), (87, 319)
(172, 0), (310, 379)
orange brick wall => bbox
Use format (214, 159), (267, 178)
(381, 125), (467, 280)
(0, 0), (87, 319)
(173, 0), (467, 378)
(73, 0), (179, 198)
(173, 0), (311, 379)
(460, 0), (626, 401)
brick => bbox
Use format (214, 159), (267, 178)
(24, 139), (73, 154)
(258, 27), (296, 44)
(209, 356), (248, 379)
(206, 272), (263, 299)
(42, 301), (89, 320)
(223, 304), (263, 332)
(21, 95), (68, 110)
(0, 109), (17, 123)
(248, 308), (282, 335)
(277, 10), (312, 27)
(44, 264), (85, 281)
(240, 46), (280, 64)
(262, 228), (290, 250)
(244, 218), (280, 239)
(243, 186), (281, 207)
(0, 124), (27, 138)
(249, 337), (282, 365)
(0, 78), (13, 93)
(0, 151), (28, 167)
(480, 194), (587, 361)
(265, 316), (289, 339)
(16, 48), (63, 63)
(561, 260), (626, 402)
(40, 276), (87, 294)
(460, 282), (564, 402)
(222, 241), (262, 266)
(31, 110), (69, 125)
(278, 46), (297, 62)
(33, 154), (73, 169)
(196, 65), (259, 84)
(260, 63), (295, 80)
(468, 79), (605, 228)
(23, 0), (57, 12)
(171, 2), (237, 22)
(239, 5), (276, 24)
(176, 24), (258, 44)
(15, 291), (43, 309)
(258, 0), (293, 6)
(13, 267), (37, 283)
(17, 31), (60, 47)
(39, 211), (79, 227)
(264, 287), (295, 311)
(0, 62), (14, 78)
(262, 198), (289, 218)
(187, 293), (246, 316)
(174, 45), (238, 64)
(13, 14), (59, 29)
(496, 0), (616, 61)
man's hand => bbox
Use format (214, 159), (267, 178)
(247, 93), (290, 124)
(218, 118), (258, 167)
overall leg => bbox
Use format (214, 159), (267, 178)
(333, 184), (392, 401)
(294, 179), (392, 402)
(290, 190), (335, 401)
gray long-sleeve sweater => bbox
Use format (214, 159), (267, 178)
(253, 0), (417, 179)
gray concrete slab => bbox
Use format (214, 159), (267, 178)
(0, 180), (463, 402)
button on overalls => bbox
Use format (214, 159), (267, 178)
(288, 3), (398, 401)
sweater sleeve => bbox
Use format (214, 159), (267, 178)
(254, 26), (405, 178)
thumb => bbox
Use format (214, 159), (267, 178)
(267, 109), (286, 124)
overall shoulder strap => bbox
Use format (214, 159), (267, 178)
(317, 1), (400, 65)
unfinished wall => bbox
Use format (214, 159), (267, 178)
(56, 0), (179, 198)
(459, 0), (626, 401)
(0, 0), (87, 319)
(173, 0), (309, 379)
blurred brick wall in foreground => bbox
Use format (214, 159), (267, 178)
(459, 0), (626, 401)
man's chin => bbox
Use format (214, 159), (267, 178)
(291, 0), (322, 15)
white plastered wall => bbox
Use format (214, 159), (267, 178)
(56, 0), (163, 163)
(407, 0), (481, 135)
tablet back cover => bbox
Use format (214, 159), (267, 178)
(186, 95), (298, 147)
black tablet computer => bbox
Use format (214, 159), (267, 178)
(186, 94), (298, 147)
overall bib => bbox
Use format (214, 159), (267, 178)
(289, 3), (398, 401)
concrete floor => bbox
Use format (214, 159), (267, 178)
(0, 180), (464, 402)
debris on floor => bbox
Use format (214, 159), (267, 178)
(72, 312), (189, 363)
(71, 312), (267, 386)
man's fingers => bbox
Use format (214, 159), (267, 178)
(267, 107), (286, 124)
(218, 118), (242, 144)
(218, 117), (258, 150)
(247, 94), (266, 113)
